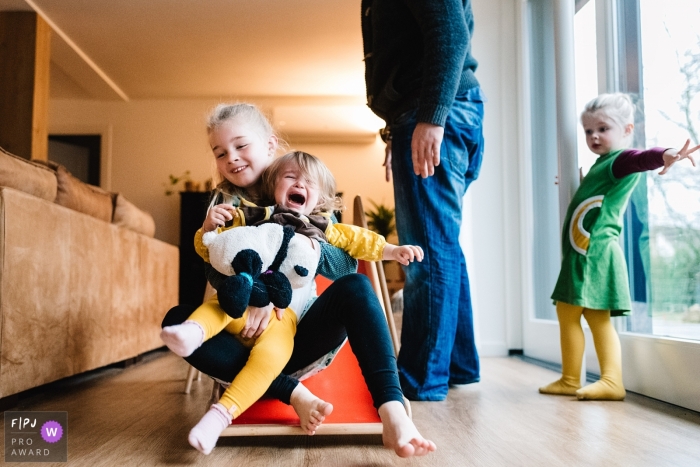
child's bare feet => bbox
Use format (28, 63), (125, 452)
(378, 400), (436, 458)
(188, 403), (232, 455)
(289, 384), (333, 435)
(160, 321), (204, 357)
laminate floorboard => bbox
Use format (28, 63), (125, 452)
(2, 348), (699, 466)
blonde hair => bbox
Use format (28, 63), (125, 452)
(261, 151), (344, 213)
(206, 102), (274, 137)
(581, 93), (636, 137)
(205, 103), (284, 205)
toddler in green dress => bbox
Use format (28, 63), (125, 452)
(540, 93), (700, 400)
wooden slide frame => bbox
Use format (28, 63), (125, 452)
(207, 195), (408, 436)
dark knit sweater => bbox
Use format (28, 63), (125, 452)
(361, 0), (480, 126)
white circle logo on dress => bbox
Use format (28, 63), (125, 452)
(568, 195), (604, 255)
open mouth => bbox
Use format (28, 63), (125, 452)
(288, 193), (306, 206)
(232, 165), (247, 174)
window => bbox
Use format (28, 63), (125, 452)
(625, 0), (700, 341)
(524, 0), (700, 411)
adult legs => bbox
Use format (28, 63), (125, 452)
(391, 87), (485, 400)
(449, 254), (480, 384)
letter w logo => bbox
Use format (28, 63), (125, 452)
(46, 427), (58, 437)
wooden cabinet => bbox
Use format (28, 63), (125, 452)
(179, 192), (210, 306)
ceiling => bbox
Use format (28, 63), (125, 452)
(0, 0), (368, 102)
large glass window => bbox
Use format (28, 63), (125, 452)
(625, 0), (700, 340)
(525, 0), (700, 412)
(529, 0), (560, 321)
(574, 0), (598, 175)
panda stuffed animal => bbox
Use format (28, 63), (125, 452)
(201, 223), (319, 318)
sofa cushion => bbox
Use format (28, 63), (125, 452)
(42, 161), (114, 223)
(0, 146), (58, 201)
(112, 193), (156, 237)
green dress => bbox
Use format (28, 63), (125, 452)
(551, 149), (640, 316)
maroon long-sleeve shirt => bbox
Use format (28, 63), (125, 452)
(612, 147), (667, 178)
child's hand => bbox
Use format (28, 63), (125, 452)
(659, 139), (700, 175)
(242, 303), (277, 338)
(383, 244), (424, 266)
(202, 204), (236, 232)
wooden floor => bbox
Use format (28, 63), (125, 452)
(2, 349), (700, 466)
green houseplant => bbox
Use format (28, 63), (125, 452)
(365, 199), (404, 296)
(365, 199), (396, 239)
(163, 171), (192, 195)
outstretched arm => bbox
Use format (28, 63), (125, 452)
(659, 139), (700, 175)
(383, 244), (424, 266)
(612, 141), (699, 178)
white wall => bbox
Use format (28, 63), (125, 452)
(48, 0), (526, 357)
(290, 138), (393, 225)
(464, 0), (525, 355)
(48, 99), (394, 247)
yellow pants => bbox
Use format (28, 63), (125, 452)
(540, 301), (625, 400)
(188, 296), (297, 417)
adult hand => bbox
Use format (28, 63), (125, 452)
(242, 303), (275, 338)
(659, 139), (700, 175)
(411, 123), (444, 178)
(383, 140), (392, 182)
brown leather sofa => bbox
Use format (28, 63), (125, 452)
(0, 147), (178, 398)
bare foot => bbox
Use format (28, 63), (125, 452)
(289, 384), (333, 435)
(378, 400), (436, 458)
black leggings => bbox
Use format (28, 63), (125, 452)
(162, 273), (403, 408)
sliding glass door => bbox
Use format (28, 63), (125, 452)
(522, 0), (599, 367)
(617, 0), (700, 411)
(523, 0), (700, 411)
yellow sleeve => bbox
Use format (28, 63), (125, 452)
(325, 223), (386, 262)
(193, 215), (245, 263)
(194, 228), (210, 263)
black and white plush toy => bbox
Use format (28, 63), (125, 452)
(202, 223), (319, 318)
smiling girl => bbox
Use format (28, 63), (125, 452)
(161, 103), (435, 457)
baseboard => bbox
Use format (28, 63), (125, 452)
(0, 347), (169, 410)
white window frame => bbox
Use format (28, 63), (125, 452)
(521, 0), (700, 411)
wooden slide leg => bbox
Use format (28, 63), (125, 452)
(184, 365), (198, 394)
(353, 195), (411, 418)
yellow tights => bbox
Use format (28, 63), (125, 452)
(188, 296), (297, 417)
(539, 302), (625, 401)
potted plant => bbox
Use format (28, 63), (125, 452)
(365, 199), (404, 296)
(163, 171), (192, 195)
(365, 199), (396, 239)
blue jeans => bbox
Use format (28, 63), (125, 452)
(391, 86), (485, 400)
